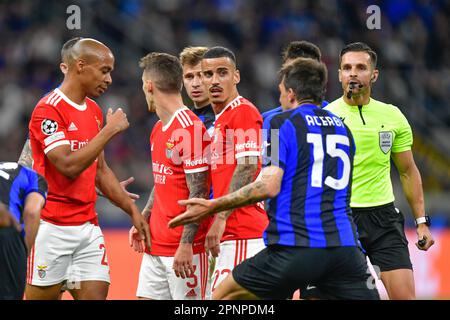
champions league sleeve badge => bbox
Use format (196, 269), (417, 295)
(379, 131), (393, 154)
(41, 119), (59, 135)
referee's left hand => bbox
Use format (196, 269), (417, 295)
(416, 224), (434, 251)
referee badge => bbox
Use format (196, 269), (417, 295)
(379, 131), (393, 154)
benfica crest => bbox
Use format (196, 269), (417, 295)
(166, 141), (175, 159)
(379, 131), (393, 154)
(37, 265), (48, 279)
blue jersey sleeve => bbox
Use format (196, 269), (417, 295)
(268, 116), (291, 170)
(22, 166), (48, 202)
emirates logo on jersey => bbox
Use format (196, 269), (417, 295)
(70, 139), (90, 151)
(152, 161), (173, 185)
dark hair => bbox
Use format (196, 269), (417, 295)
(339, 42), (377, 68)
(61, 37), (83, 63)
(139, 52), (183, 93)
(203, 46), (236, 66)
(282, 41), (321, 63)
(279, 58), (327, 104)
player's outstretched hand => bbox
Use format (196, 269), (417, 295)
(130, 214), (151, 252)
(416, 224), (435, 251)
(106, 107), (129, 133)
(168, 198), (213, 228)
(120, 177), (140, 201)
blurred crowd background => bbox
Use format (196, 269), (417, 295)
(0, 0), (449, 228)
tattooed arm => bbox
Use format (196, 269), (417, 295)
(204, 156), (259, 257)
(173, 170), (209, 278)
(18, 139), (33, 168)
(142, 187), (155, 220)
(169, 165), (283, 228)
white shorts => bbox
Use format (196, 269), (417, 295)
(136, 252), (209, 300)
(211, 238), (265, 292)
(27, 220), (110, 287)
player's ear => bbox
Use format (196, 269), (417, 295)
(288, 88), (296, 103)
(370, 69), (379, 83)
(145, 79), (153, 93)
(76, 59), (85, 74)
(234, 69), (240, 85)
(59, 63), (68, 75)
(338, 69), (342, 83)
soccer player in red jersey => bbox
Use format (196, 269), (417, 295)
(129, 52), (211, 300)
(26, 38), (150, 300)
(200, 47), (268, 293)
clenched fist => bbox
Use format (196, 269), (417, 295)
(106, 107), (129, 133)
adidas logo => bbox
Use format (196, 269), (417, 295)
(186, 289), (197, 297)
(68, 122), (78, 131)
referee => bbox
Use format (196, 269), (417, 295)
(0, 162), (47, 300)
(325, 42), (434, 299)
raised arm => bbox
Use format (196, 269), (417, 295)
(170, 165), (283, 228)
(46, 108), (128, 179)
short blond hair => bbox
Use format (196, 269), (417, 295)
(179, 46), (208, 67)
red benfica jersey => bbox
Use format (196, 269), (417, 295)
(29, 88), (103, 226)
(210, 96), (268, 241)
(148, 108), (211, 256)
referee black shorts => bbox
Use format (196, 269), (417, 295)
(352, 202), (412, 272)
(0, 226), (27, 300)
(232, 244), (380, 300)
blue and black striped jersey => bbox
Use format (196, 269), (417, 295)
(0, 162), (47, 234)
(263, 104), (358, 248)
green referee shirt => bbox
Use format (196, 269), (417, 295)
(325, 97), (413, 208)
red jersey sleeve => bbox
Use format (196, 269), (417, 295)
(229, 104), (263, 159)
(30, 104), (70, 155)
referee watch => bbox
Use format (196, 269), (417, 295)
(415, 215), (431, 227)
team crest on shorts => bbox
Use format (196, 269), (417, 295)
(37, 265), (48, 279)
(166, 140), (175, 159)
(41, 119), (58, 135)
(379, 131), (393, 154)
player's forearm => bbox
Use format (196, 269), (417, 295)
(142, 187), (155, 220)
(18, 139), (33, 168)
(96, 164), (138, 216)
(218, 157), (258, 220)
(58, 126), (120, 179)
(212, 179), (272, 215)
(399, 165), (426, 219)
(180, 223), (200, 244)
(23, 209), (40, 255)
(23, 193), (45, 254)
